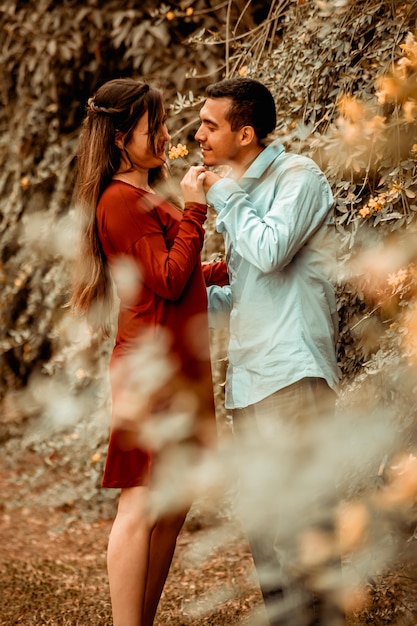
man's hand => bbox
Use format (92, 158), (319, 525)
(202, 170), (221, 192)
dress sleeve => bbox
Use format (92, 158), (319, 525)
(202, 260), (229, 287)
(98, 185), (209, 302)
(129, 201), (208, 301)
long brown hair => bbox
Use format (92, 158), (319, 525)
(69, 78), (167, 336)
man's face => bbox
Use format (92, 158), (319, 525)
(195, 97), (242, 167)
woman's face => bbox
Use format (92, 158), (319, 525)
(123, 110), (171, 170)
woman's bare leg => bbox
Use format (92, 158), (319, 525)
(107, 486), (154, 626)
(107, 486), (188, 626)
(143, 511), (188, 626)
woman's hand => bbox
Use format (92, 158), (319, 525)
(180, 166), (207, 204)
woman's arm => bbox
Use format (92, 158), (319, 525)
(202, 260), (229, 287)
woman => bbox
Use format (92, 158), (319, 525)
(70, 78), (218, 626)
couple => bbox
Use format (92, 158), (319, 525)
(71, 77), (341, 626)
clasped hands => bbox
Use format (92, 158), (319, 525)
(180, 166), (222, 205)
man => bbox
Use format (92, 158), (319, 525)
(184, 78), (342, 625)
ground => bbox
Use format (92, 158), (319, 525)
(2, 412), (417, 626)
(0, 428), (264, 626)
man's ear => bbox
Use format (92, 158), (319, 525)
(239, 125), (256, 147)
(115, 129), (125, 150)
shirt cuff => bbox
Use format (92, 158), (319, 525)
(206, 178), (240, 212)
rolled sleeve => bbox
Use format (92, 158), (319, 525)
(207, 284), (232, 329)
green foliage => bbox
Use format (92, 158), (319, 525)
(0, 0), (231, 398)
(2, 0), (417, 442)
(7, 0), (416, 400)
(1, 0), (417, 424)
(3, 2), (417, 621)
(175, 0), (417, 383)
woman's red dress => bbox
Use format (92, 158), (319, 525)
(96, 180), (217, 488)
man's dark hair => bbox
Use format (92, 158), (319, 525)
(205, 78), (276, 141)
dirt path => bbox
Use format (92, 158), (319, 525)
(2, 424), (416, 625)
(0, 444), (264, 626)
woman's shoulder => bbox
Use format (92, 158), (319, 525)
(99, 180), (148, 204)
(98, 181), (156, 220)
(97, 181), (181, 238)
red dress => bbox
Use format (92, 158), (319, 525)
(96, 180), (217, 488)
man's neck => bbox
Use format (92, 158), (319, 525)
(231, 145), (264, 180)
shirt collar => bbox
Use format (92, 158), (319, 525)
(240, 139), (285, 181)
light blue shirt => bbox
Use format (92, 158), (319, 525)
(206, 139), (339, 410)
